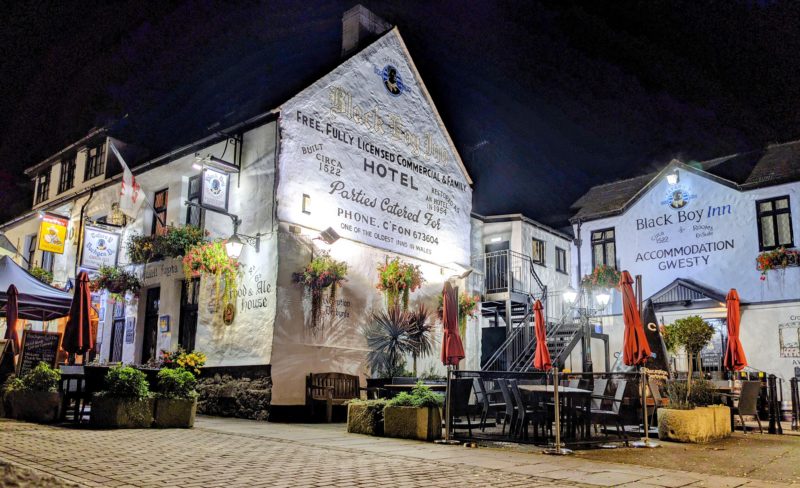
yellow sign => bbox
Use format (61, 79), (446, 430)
(37, 214), (68, 254)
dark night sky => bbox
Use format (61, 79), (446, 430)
(1, 0), (799, 230)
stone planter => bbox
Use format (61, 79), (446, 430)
(657, 405), (731, 443)
(347, 403), (385, 436)
(91, 396), (154, 428)
(383, 405), (441, 441)
(154, 397), (197, 428)
(7, 391), (62, 423)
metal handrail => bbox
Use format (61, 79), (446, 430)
(481, 300), (534, 371)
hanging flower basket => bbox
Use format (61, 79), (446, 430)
(90, 266), (141, 301)
(292, 252), (347, 330)
(756, 247), (800, 280)
(127, 225), (207, 264)
(182, 241), (240, 312)
(580, 265), (621, 291)
(376, 257), (424, 311)
(437, 291), (480, 337)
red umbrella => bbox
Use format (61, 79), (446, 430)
(62, 271), (94, 359)
(620, 270), (651, 366)
(723, 289), (747, 372)
(440, 281), (465, 367)
(4, 285), (20, 353)
(532, 299), (552, 370)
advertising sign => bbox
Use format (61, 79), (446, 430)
(37, 213), (68, 254)
(278, 30), (472, 266)
(201, 168), (229, 212)
(81, 225), (120, 269)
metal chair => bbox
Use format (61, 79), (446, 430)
(497, 379), (517, 436)
(732, 381), (763, 434)
(474, 377), (504, 431)
(447, 378), (475, 437)
(508, 379), (545, 441)
(590, 379), (629, 442)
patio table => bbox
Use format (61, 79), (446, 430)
(518, 385), (592, 441)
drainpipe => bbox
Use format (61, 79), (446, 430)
(573, 218), (582, 287)
(74, 189), (94, 277)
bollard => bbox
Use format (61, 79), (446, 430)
(791, 378), (799, 431)
(767, 375), (783, 435)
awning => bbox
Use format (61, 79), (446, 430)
(0, 256), (73, 320)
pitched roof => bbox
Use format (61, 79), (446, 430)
(571, 140), (800, 222)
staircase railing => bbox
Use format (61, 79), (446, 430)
(481, 298), (534, 371)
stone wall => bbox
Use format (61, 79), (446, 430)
(196, 366), (272, 421)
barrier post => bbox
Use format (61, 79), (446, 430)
(543, 367), (572, 455)
(632, 368), (659, 448)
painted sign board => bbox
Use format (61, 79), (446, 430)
(201, 168), (230, 212)
(17, 330), (61, 377)
(159, 315), (170, 333)
(81, 225), (121, 269)
(278, 29), (472, 266)
(38, 213), (68, 254)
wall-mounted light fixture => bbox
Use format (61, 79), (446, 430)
(184, 200), (263, 259)
(595, 292), (611, 308)
(317, 227), (340, 245)
(193, 154), (240, 174)
(666, 169), (679, 185)
(490, 236), (502, 243)
(562, 286), (578, 304)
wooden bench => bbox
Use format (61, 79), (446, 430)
(306, 372), (365, 422)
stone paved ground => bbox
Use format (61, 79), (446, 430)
(0, 416), (791, 487)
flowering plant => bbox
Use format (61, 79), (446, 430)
(438, 292), (480, 337)
(756, 247), (800, 280)
(127, 225), (206, 264)
(29, 266), (54, 285)
(182, 240), (240, 310)
(580, 265), (621, 290)
(90, 266), (141, 302)
(376, 257), (425, 311)
(160, 347), (206, 375)
(292, 252), (347, 330)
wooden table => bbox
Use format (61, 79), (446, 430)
(518, 385), (592, 441)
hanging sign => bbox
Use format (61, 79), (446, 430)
(81, 225), (120, 269)
(201, 168), (229, 212)
(38, 213), (68, 254)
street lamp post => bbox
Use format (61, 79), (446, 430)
(563, 287), (611, 373)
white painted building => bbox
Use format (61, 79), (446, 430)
(570, 144), (800, 381)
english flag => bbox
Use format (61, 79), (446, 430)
(111, 142), (145, 218)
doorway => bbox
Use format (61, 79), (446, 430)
(141, 287), (160, 364)
(179, 278), (200, 352)
(108, 300), (125, 363)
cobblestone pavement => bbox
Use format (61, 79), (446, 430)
(0, 417), (786, 487)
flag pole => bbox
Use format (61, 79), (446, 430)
(109, 141), (165, 228)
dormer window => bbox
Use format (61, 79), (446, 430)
(58, 155), (76, 193)
(34, 169), (51, 205)
(84, 142), (106, 180)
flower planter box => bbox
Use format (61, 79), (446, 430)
(91, 396), (154, 428)
(154, 397), (197, 428)
(347, 403), (384, 436)
(383, 405), (441, 441)
(6, 391), (62, 423)
(657, 405), (731, 443)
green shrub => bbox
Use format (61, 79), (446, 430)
(688, 378), (715, 407)
(21, 362), (61, 392)
(386, 382), (443, 408)
(101, 365), (150, 399)
(665, 378), (716, 409)
(157, 368), (197, 399)
(3, 376), (24, 394)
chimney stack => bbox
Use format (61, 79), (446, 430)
(341, 5), (391, 57)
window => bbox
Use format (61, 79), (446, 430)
(41, 251), (54, 274)
(58, 155), (76, 193)
(591, 228), (616, 269)
(34, 169), (51, 205)
(26, 235), (36, 270)
(151, 188), (168, 236)
(556, 247), (567, 274)
(531, 238), (545, 265)
(757, 196), (794, 251)
(84, 142), (106, 180)
(186, 175), (204, 228)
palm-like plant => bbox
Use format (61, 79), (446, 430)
(407, 305), (434, 376)
(363, 308), (417, 378)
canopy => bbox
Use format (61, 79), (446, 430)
(440, 281), (465, 367)
(724, 289), (748, 372)
(621, 270), (652, 366)
(532, 299), (552, 371)
(0, 256), (72, 321)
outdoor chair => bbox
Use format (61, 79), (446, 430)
(474, 377), (504, 431)
(590, 379), (629, 443)
(509, 379), (546, 441)
(447, 378), (475, 436)
(729, 381), (763, 434)
(497, 379), (517, 436)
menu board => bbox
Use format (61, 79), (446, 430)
(17, 330), (61, 377)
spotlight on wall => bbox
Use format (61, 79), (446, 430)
(318, 227), (340, 245)
(666, 170), (679, 185)
(490, 236), (502, 243)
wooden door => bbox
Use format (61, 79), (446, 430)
(179, 279), (200, 352)
(141, 287), (160, 364)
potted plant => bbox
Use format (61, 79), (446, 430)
(29, 266), (54, 285)
(383, 382), (443, 441)
(292, 252), (348, 330)
(362, 308), (417, 381)
(4, 362), (62, 423)
(90, 266), (141, 301)
(346, 398), (388, 436)
(658, 316), (730, 442)
(376, 257), (424, 311)
(160, 347), (207, 376)
(91, 365), (154, 428)
(154, 368), (198, 428)
(182, 240), (240, 311)
(580, 264), (621, 290)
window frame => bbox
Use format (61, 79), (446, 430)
(58, 155), (76, 193)
(26, 235), (37, 270)
(756, 195), (794, 251)
(555, 247), (567, 274)
(531, 238), (545, 266)
(151, 188), (169, 236)
(84, 142), (107, 181)
(41, 250), (54, 274)
(185, 175), (204, 228)
(34, 169), (51, 205)
(591, 227), (617, 270)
